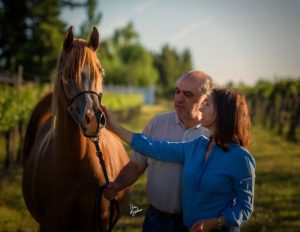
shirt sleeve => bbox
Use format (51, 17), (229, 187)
(130, 115), (157, 168)
(223, 151), (256, 227)
(130, 133), (186, 164)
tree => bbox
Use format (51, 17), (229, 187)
(100, 22), (158, 87)
(0, 0), (88, 81)
(80, 0), (102, 37)
(17, 0), (66, 81)
(0, 0), (28, 70)
(153, 44), (193, 97)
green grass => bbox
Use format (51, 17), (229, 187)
(0, 102), (300, 231)
(0, 167), (39, 232)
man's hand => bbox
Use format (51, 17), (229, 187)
(189, 218), (218, 232)
(103, 182), (121, 200)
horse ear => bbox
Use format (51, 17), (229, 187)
(63, 26), (74, 51)
(88, 26), (99, 51)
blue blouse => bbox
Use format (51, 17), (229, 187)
(130, 133), (255, 228)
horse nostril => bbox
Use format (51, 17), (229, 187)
(85, 114), (91, 124)
(100, 113), (106, 126)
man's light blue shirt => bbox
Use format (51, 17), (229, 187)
(131, 133), (256, 228)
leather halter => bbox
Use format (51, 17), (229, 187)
(60, 81), (105, 138)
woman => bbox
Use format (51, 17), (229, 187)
(103, 88), (255, 232)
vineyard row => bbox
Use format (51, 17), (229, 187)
(0, 83), (143, 169)
(241, 78), (300, 142)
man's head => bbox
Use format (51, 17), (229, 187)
(174, 70), (212, 128)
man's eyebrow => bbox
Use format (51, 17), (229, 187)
(175, 87), (195, 96)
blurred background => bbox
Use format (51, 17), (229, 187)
(0, 0), (300, 231)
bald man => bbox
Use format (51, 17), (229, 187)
(104, 70), (213, 232)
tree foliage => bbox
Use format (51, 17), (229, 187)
(100, 22), (158, 87)
(0, 0), (87, 81)
(17, 0), (67, 81)
(153, 44), (193, 97)
(80, 0), (102, 37)
(0, 0), (28, 70)
(0, 0), (193, 96)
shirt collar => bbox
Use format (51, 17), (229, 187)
(174, 112), (202, 129)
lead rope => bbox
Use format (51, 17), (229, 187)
(91, 138), (120, 232)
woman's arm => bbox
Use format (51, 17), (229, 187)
(102, 106), (186, 163)
(102, 105), (133, 144)
(222, 151), (256, 226)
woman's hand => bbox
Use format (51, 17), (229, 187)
(103, 182), (121, 200)
(101, 105), (116, 131)
(189, 218), (217, 232)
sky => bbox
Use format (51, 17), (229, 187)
(60, 0), (300, 86)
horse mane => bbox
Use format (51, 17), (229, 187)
(52, 38), (104, 130)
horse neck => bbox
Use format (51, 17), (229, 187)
(53, 109), (89, 161)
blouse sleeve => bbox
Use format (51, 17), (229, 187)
(223, 151), (256, 227)
(130, 133), (188, 164)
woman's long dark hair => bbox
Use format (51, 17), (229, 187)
(212, 88), (251, 151)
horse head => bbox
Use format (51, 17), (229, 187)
(54, 26), (105, 138)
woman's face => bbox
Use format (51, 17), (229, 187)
(199, 94), (216, 130)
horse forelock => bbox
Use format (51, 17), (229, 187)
(58, 39), (103, 85)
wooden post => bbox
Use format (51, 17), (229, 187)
(15, 65), (24, 164)
(17, 65), (23, 89)
(3, 130), (11, 170)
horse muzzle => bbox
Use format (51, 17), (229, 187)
(66, 91), (105, 138)
(81, 108), (106, 138)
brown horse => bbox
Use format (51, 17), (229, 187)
(22, 27), (130, 232)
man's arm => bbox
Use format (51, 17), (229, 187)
(104, 160), (145, 200)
